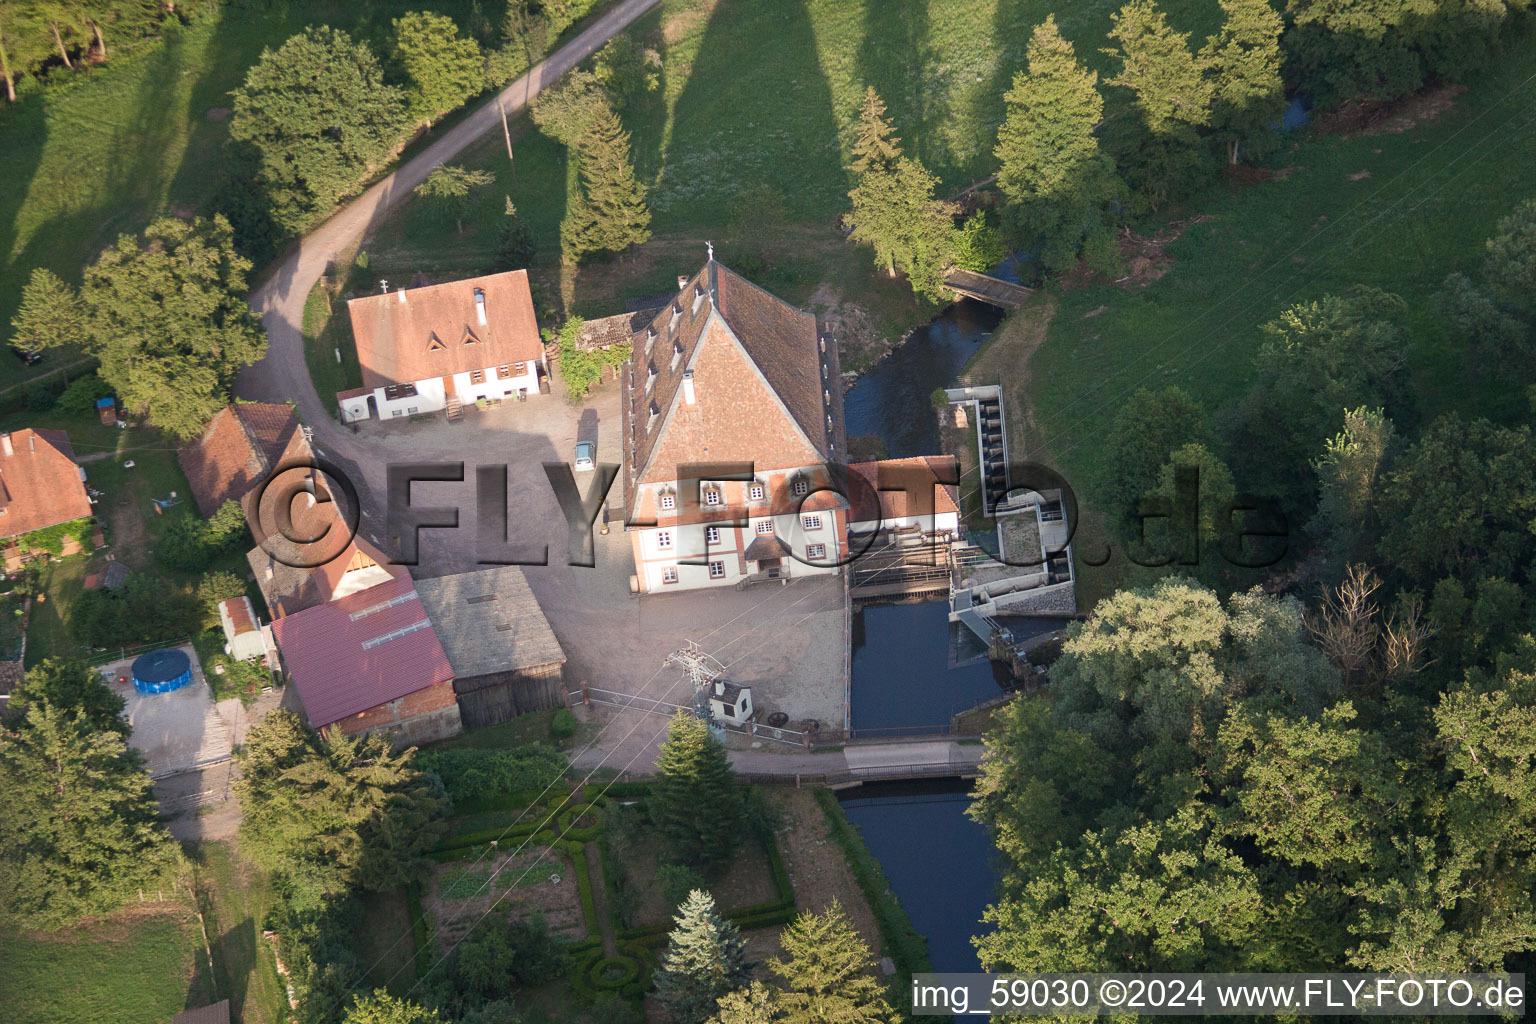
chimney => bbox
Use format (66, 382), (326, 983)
(396, 287), (407, 304)
(681, 369), (696, 405)
(677, 275), (689, 291)
(474, 287), (487, 326)
(0, 433), (10, 457)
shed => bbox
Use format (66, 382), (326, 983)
(218, 596), (265, 662)
(709, 679), (753, 724)
(131, 648), (193, 694)
(415, 566), (567, 728)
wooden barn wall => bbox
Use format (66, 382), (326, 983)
(453, 663), (565, 728)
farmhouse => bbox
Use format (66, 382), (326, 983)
(620, 256), (848, 593)
(0, 428), (93, 570)
(178, 403), (303, 517)
(415, 566), (567, 728)
(270, 574), (461, 745)
(338, 269), (546, 422)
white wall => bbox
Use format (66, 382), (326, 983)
(339, 363), (541, 421)
(375, 376), (448, 419)
(453, 363), (540, 405)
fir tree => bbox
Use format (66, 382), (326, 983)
(770, 901), (895, 1024)
(848, 87), (901, 175)
(9, 267), (84, 357)
(994, 17), (1120, 272)
(1103, 0), (1214, 212)
(652, 711), (745, 874)
(711, 982), (782, 1024)
(0, 701), (182, 928)
(1199, 0), (1285, 166)
(655, 889), (752, 1024)
(9, 658), (127, 737)
(573, 101), (651, 255)
(847, 156), (956, 301)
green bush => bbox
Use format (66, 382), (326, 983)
(587, 954), (641, 990)
(20, 517), (93, 556)
(418, 745), (567, 804)
(57, 373), (113, 415)
(551, 707), (578, 739)
(656, 861), (705, 914)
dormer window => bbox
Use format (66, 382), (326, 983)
(670, 305), (682, 331)
(461, 326), (481, 346)
(645, 364), (657, 394)
(659, 491), (676, 511)
(692, 287), (706, 315)
(749, 482), (765, 502)
(703, 485), (722, 507)
(671, 339), (684, 370)
(648, 402), (660, 429)
(427, 333), (447, 352)
(645, 327), (656, 354)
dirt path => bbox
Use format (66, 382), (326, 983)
(585, 844), (619, 957)
(768, 789), (881, 954)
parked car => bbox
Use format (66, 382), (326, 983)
(574, 440), (596, 472)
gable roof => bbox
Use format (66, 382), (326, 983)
(415, 566), (566, 677)
(848, 457), (962, 525)
(178, 404), (301, 517)
(347, 270), (544, 390)
(271, 575), (454, 728)
(620, 259), (844, 516)
(0, 429), (91, 541)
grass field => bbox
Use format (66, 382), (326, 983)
(194, 843), (291, 1024)
(0, 902), (212, 1024)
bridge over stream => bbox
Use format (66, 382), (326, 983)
(943, 268), (1033, 308)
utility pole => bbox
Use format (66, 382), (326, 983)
(665, 641), (726, 737)
(500, 102), (516, 185)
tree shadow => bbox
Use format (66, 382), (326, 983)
(0, 94), (50, 373)
(857, 0), (936, 165)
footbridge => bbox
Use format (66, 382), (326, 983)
(943, 267), (1033, 308)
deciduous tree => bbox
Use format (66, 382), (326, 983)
(392, 11), (485, 129)
(1200, 0), (1285, 165)
(414, 164), (496, 233)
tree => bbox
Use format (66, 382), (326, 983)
(1483, 198), (1536, 307)
(392, 12), (484, 129)
(414, 164), (496, 233)
(995, 17), (1121, 271)
(1097, 386), (1214, 545)
(344, 991), (444, 1024)
(9, 268), (84, 357)
(655, 889), (752, 1024)
(770, 901), (894, 1024)
(236, 711), (448, 911)
(29, 216), (265, 440)
(1436, 272), (1529, 365)
(1377, 416), (1536, 586)
(1103, 0), (1214, 212)
(711, 982), (782, 1024)
(593, 33), (659, 109)
(231, 27), (406, 232)
(951, 211), (1008, 273)
(0, 701), (181, 928)
(1199, 0), (1284, 165)
(9, 658), (127, 736)
(652, 711), (744, 874)
(1311, 407), (1397, 571)
(847, 86), (901, 175)
(1131, 441), (1236, 581)
(847, 156), (956, 301)
(497, 196), (537, 269)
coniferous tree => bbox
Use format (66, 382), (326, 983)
(711, 982), (782, 1024)
(847, 156), (956, 301)
(655, 889), (752, 1024)
(848, 86), (901, 175)
(1103, 0), (1214, 212)
(10, 267), (85, 357)
(392, 11), (485, 129)
(652, 711), (744, 874)
(0, 701), (182, 928)
(1200, 0), (1285, 166)
(770, 901), (895, 1024)
(231, 27), (406, 231)
(9, 658), (127, 737)
(995, 18), (1121, 272)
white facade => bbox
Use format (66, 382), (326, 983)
(630, 502), (844, 594)
(848, 508), (960, 538)
(339, 361), (540, 424)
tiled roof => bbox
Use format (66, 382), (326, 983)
(620, 260), (844, 518)
(178, 404), (300, 518)
(848, 457), (961, 525)
(271, 575), (454, 728)
(0, 429), (91, 540)
(577, 308), (663, 352)
(744, 534), (792, 561)
(347, 270), (544, 390)
(415, 566), (566, 677)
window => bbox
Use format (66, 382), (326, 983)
(704, 488), (721, 507)
(662, 567), (679, 585)
(749, 484), (765, 502)
(802, 515), (822, 530)
(497, 364), (513, 379)
(470, 369), (485, 385)
(384, 382), (417, 401)
(792, 479), (809, 496)
(514, 362), (526, 375)
(656, 530), (673, 550)
(709, 560), (725, 579)
(392, 409), (404, 418)
(706, 526), (721, 545)
(660, 493), (676, 510)
(407, 407), (419, 415)
(756, 521), (775, 535)
(807, 543), (827, 560)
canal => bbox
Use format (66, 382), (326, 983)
(839, 779), (996, 972)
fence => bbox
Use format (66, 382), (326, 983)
(573, 684), (814, 749)
(88, 636), (193, 669)
(737, 759), (983, 788)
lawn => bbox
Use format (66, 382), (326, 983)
(0, 902), (214, 1024)
(0, 0), (585, 392)
(193, 843), (291, 1024)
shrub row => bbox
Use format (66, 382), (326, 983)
(584, 781), (652, 802)
(813, 789), (932, 980)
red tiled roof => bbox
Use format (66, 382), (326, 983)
(0, 429), (91, 540)
(178, 404), (300, 518)
(271, 576), (454, 728)
(347, 270), (544, 390)
(848, 457), (961, 525)
(620, 260), (845, 519)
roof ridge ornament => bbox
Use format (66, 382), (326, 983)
(706, 240), (714, 263)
